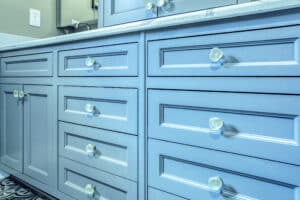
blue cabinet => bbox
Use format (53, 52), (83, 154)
(157, 0), (236, 17)
(148, 139), (300, 200)
(59, 86), (138, 134)
(59, 122), (138, 181)
(23, 85), (54, 185)
(0, 84), (23, 172)
(103, 0), (157, 26)
(59, 158), (137, 200)
(0, 53), (53, 77)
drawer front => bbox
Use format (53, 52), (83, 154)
(148, 139), (300, 200)
(58, 43), (138, 76)
(59, 122), (138, 180)
(148, 89), (300, 165)
(1, 53), (53, 77)
(59, 158), (137, 200)
(148, 188), (187, 200)
(59, 86), (137, 134)
(148, 25), (300, 76)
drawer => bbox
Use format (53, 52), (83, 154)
(147, 25), (300, 76)
(59, 122), (137, 180)
(148, 89), (300, 165)
(58, 43), (138, 76)
(148, 187), (187, 200)
(148, 139), (300, 200)
(59, 158), (137, 200)
(0, 53), (53, 77)
(59, 86), (137, 134)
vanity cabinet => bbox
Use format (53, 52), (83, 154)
(0, 84), (23, 172)
(103, 0), (253, 26)
(103, 0), (157, 26)
(0, 84), (54, 185)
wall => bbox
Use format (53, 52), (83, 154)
(0, 0), (61, 38)
(58, 0), (98, 27)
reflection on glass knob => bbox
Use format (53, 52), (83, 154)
(18, 91), (27, 99)
(85, 104), (95, 114)
(13, 90), (19, 98)
(209, 117), (224, 134)
(209, 48), (224, 62)
(156, 0), (167, 7)
(86, 144), (96, 158)
(85, 184), (96, 198)
(85, 57), (96, 67)
(145, 1), (155, 10)
(208, 176), (224, 193)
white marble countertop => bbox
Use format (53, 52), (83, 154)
(0, 0), (299, 52)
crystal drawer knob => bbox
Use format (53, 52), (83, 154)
(86, 144), (96, 158)
(85, 57), (96, 67)
(18, 91), (26, 99)
(145, 1), (155, 10)
(209, 117), (224, 134)
(85, 104), (95, 114)
(85, 184), (96, 198)
(208, 176), (224, 193)
(156, 0), (167, 7)
(13, 90), (19, 98)
(209, 48), (224, 62)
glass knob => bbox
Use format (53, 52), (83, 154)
(145, 1), (155, 10)
(85, 104), (95, 114)
(156, 0), (166, 7)
(86, 144), (96, 158)
(85, 184), (96, 198)
(208, 176), (224, 193)
(13, 90), (19, 98)
(209, 47), (224, 63)
(18, 91), (27, 99)
(85, 57), (96, 67)
(209, 117), (224, 134)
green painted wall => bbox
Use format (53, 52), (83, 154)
(0, 0), (61, 38)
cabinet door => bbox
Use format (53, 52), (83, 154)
(158, 0), (237, 17)
(23, 85), (54, 185)
(104, 0), (157, 26)
(0, 84), (23, 172)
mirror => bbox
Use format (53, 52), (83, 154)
(57, 0), (99, 33)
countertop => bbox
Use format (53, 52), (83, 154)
(0, 0), (299, 52)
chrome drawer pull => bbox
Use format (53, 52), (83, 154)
(208, 176), (224, 193)
(85, 57), (100, 71)
(85, 184), (96, 198)
(86, 144), (97, 158)
(85, 104), (96, 115)
(209, 47), (225, 68)
(209, 117), (224, 135)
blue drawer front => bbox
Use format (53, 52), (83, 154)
(0, 53), (53, 77)
(59, 158), (137, 200)
(58, 43), (138, 77)
(59, 86), (137, 134)
(147, 25), (300, 76)
(148, 89), (300, 165)
(148, 188), (186, 200)
(148, 139), (300, 200)
(59, 122), (138, 181)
